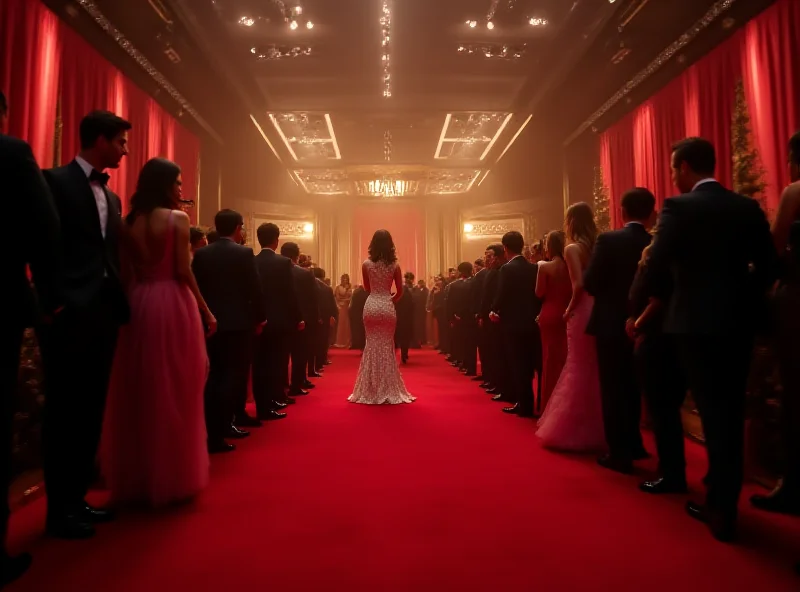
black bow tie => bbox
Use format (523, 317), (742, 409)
(89, 169), (110, 186)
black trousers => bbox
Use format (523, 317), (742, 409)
(436, 313), (449, 354)
(205, 330), (251, 441)
(307, 323), (324, 375)
(291, 329), (310, 388)
(596, 335), (644, 460)
(0, 324), (23, 554)
(636, 333), (687, 481)
(775, 284), (800, 490)
(253, 326), (291, 412)
(461, 321), (478, 374)
(486, 323), (505, 391)
(39, 299), (119, 517)
(677, 334), (754, 516)
(477, 322), (489, 378)
(504, 329), (536, 414)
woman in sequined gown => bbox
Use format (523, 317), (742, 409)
(348, 230), (415, 405)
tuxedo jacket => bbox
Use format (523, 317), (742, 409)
(647, 181), (777, 336)
(1, 134), (62, 327)
(316, 278), (338, 322)
(254, 248), (300, 331)
(290, 264), (319, 326)
(584, 224), (652, 338)
(492, 256), (541, 333)
(192, 238), (266, 333)
(479, 268), (500, 322)
(470, 268), (488, 317)
(43, 159), (128, 322)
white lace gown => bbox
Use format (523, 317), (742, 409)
(348, 259), (415, 405)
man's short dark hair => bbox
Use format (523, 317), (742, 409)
(280, 241), (300, 259)
(79, 110), (132, 150)
(0, 91), (7, 116)
(474, 258), (484, 267)
(404, 271), (415, 281)
(206, 228), (219, 244)
(189, 226), (206, 244)
(621, 187), (656, 221)
(457, 261), (473, 276)
(501, 230), (525, 255)
(257, 222), (280, 247)
(487, 243), (504, 258)
(214, 209), (243, 237)
(312, 267), (325, 279)
(789, 131), (800, 167)
(671, 137), (716, 176)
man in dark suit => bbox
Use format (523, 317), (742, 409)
(448, 262), (476, 374)
(647, 137), (777, 541)
(413, 280), (429, 346)
(466, 258), (487, 379)
(584, 187), (656, 474)
(0, 91), (63, 585)
(395, 272), (415, 363)
(311, 267), (337, 372)
(253, 223), (300, 418)
(192, 209), (266, 453)
(490, 231), (542, 417)
(480, 244), (506, 398)
(281, 242), (319, 396)
(39, 110), (131, 539)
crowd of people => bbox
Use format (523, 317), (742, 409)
(424, 136), (800, 558)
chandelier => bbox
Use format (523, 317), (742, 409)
(362, 177), (417, 198)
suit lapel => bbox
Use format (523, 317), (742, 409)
(68, 160), (104, 239)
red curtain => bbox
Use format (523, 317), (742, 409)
(0, 0), (61, 166)
(599, 0), (798, 225)
(741, 0), (800, 209)
(352, 204), (426, 284)
(2, 0), (201, 222)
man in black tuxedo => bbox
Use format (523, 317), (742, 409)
(192, 209), (266, 453)
(281, 242), (319, 396)
(311, 267), (337, 373)
(413, 280), (429, 346)
(490, 232), (542, 417)
(448, 262), (476, 375)
(252, 223), (300, 419)
(0, 91), (63, 585)
(481, 244), (507, 399)
(647, 137), (777, 541)
(464, 258), (486, 378)
(395, 272), (415, 363)
(40, 110), (131, 539)
(584, 187), (656, 474)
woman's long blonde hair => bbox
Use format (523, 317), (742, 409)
(564, 202), (598, 251)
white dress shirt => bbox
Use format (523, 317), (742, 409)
(75, 155), (109, 239)
(691, 178), (718, 191)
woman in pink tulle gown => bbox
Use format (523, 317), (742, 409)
(536, 202), (606, 452)
(101, 158), (216, 507)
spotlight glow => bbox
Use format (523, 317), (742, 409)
(306, 20), (314, 29)
(303, 223), (313, 233)
(289, 20), (298, 30)
(464, 223), (474, 233)
(486, 21), (494, 29)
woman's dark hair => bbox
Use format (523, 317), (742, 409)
(368, 229), (397, 264)
(545, 230), (566, 259)
(125, 157), (181, 224)
(189, 226), (206, 244)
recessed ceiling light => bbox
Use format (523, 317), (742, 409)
(306, 20), (314, 29)
(466, 20), (477, 28)
(289, 20), (298, 30)
(486, 21), (495, 30)
(238, 16), (255, 27)
(295, 6), (303, 15)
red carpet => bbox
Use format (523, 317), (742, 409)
(7, 348), (800, 591)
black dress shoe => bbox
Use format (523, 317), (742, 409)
(46, 514), (95, 539)
(639, 477), (688, 495)
(309, 372), (323, 378)
(208, 440), (236, 454)
(1, 552), (32, 587)
(271, 400), (288, 409)
(502, 404), (520, 415)
(283, 396), (297, 404)
(464, 371), (477, 377)
(486, 387), (499, 394)
(597, 454), (633, 474)
(750, 485), (800, 515)
(685, 501), (737, 542)
(258, 410), (287, 420)
(479, 382), (492, 389)
(227, 425), (250, 439)
(289, 388), (308, 396)
(235, 413), (263, 427)
(324, 360), (332, 365)
(471, 375), (484, 382)
(83, 504), (115, 523)
(303, 381), (316, 389)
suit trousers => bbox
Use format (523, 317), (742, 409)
(205, 330), (251, 441)
(39, 293), (119, 517)
(504, 328), (536, 414)
(477, 322), (489, 378)
(253, 326), (291, 412)
(677, 334), (754, 516)
(775, 283), (800, 490)
(596, 335), (644, 460)
(636, 333), (687, 480)
(291, 329), (310, 388)
(0, 324), (23, 553)
(461, 321), (478, 374)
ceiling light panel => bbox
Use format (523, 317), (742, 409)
(293, 169), (349, 194)
(434, 112), (512, 161)
(269, 112), (342, 161)
(426, 169), (482, 194)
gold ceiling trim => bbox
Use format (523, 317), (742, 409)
(75, 0), (223, 144)
(563, 0), (737, 146)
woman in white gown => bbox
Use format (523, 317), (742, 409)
(348, 230), (415, 405)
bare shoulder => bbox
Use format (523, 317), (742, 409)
(781, 181), (800, 206)
(564, 243), (582, 256)
(172, 209), (190, 226)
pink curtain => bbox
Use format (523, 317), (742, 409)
(0, 0), (61, 166)
(352, 204), (426, 284)
(741, 0), (800, 210)
(599, 0), (798, 225)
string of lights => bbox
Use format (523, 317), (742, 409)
(380, 0), (392, 98)
(384, 130), (392, 161)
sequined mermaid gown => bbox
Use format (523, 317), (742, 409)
(348, 259), (415, 404)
